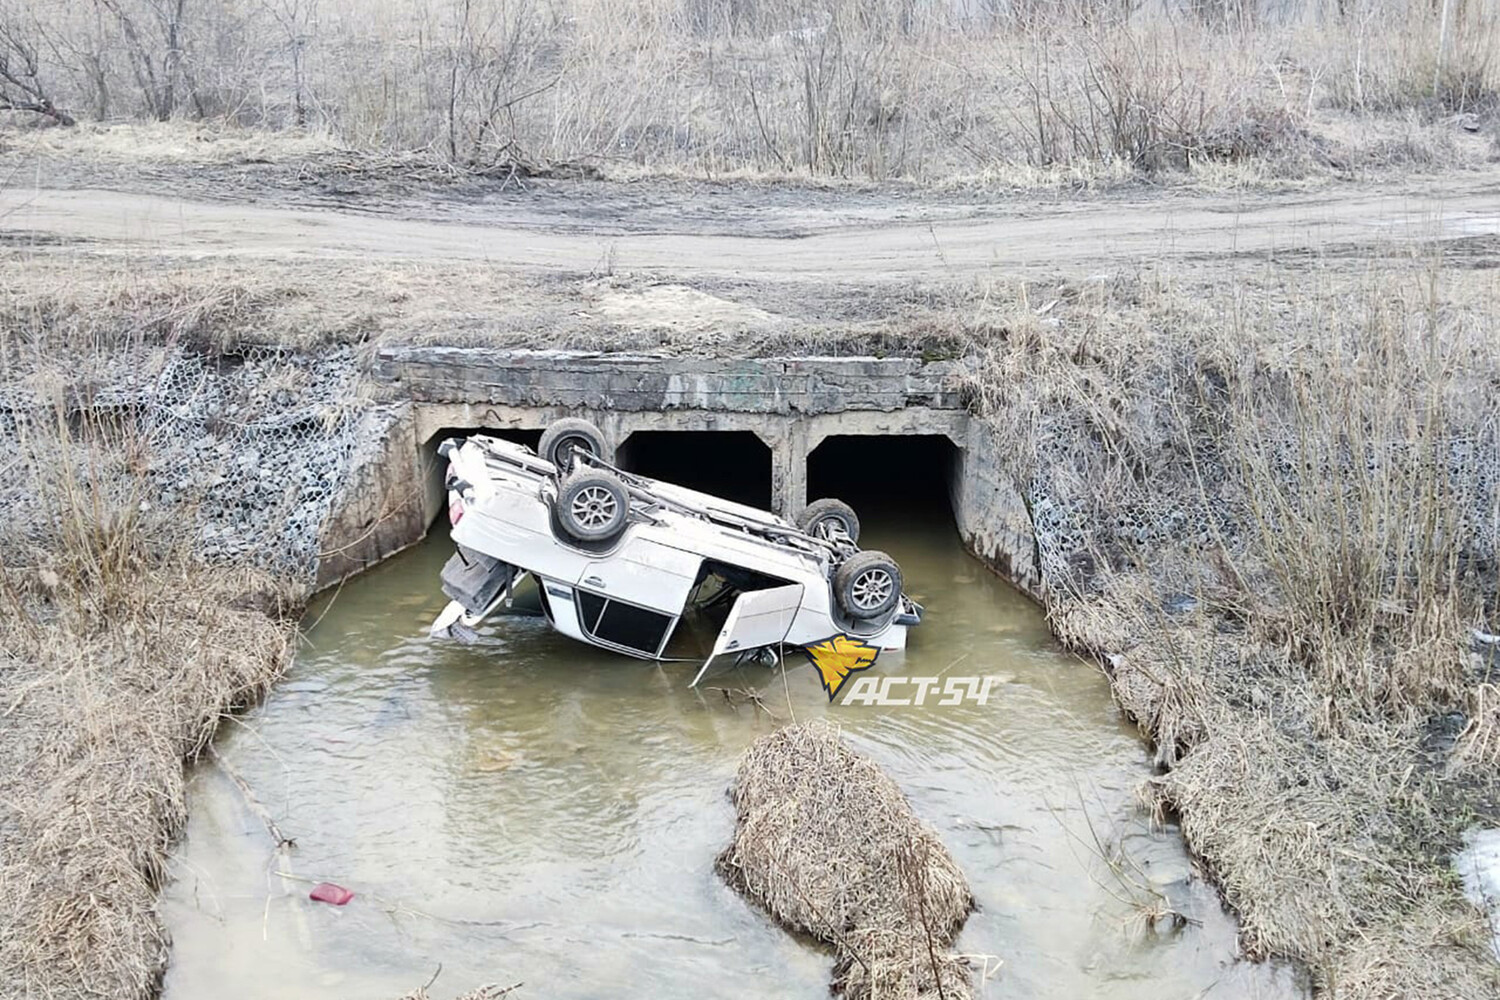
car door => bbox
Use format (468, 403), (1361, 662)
(577, 539), (702, 613)
(690, 583), (805, 686)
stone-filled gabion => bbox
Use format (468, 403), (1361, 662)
(1, 345), (368, 584)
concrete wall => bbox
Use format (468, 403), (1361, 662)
(376, 348), (966, 414)
(410, 401), (968, 523)
(317, 350), (1043, 601)
(954, 421), (1042, 601)
(315, 404), (429, 590)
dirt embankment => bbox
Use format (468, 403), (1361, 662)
(0, 340), (373, 997)
(960, 260), (1500, 996)
(3, 153), (1500, 999)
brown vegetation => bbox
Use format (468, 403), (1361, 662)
(0, 322), (300, 996)
(717, 720), (975, 1000)
(0, 481), (296, 997)
(964, 256), (1500, 995)
(2, 0), (1497, 184)
(3, 173), (1499, 996)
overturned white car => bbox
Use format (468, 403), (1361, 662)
(430, 419), (920, 680)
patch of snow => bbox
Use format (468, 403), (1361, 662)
(1456, 828), (1500, 960)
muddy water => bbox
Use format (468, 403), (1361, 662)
(162, 514), (1302, 999)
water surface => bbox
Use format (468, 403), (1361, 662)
(163, 515), (1301, 999)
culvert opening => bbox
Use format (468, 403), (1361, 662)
(807, 435), (960, 527)
(422, 427), (544, 530)
(616, 431), (772, 510)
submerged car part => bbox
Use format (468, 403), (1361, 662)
(430, 418), (921, 680)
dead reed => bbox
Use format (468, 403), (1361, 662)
(0, 352), (299, 997)
(717, 720), (975, 1000)
(967, 255), (1500, 995)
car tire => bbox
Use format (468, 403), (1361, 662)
(834, 550), (902, 620)
(555, 469), (630, 543)
(798, 498), (861, 543)
(538, 418), (608, 472)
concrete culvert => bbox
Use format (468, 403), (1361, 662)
(717, 720), (976, 1000)
(616, 430), (772, 509)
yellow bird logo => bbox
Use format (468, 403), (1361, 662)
(805, 634), (879, 701)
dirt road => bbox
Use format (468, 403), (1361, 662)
(4, 176), (1499, 278)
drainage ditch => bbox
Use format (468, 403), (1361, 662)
(162, 511), (1300, 999)
(162, 352), (1301, 996)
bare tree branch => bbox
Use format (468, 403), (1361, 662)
(0, 16), (76, 125)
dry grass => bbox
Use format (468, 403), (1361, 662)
(717, 720), (975, 1000)
(3, 0), (1498, 186)
(396, 983), (521, 1000)
(0, 321), (302, 997)
(3, 198), (1500, 997)
(974, 255), (1500, 996)
(0, 431), (297, 998)
(0, 252), (1000, 358)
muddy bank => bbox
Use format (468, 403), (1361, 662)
(0, 342), (358, 997)
(952, 264), (1500, 995)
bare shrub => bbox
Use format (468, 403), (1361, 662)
(1006, 25), (1305, 171)
(0, 6), (74, 125)
(1325, 0), (1500, 113)
(4, 0), (1494, 179)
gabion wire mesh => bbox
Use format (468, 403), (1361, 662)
(0, 344), (368, 583)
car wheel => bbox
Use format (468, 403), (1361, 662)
(556, 469), (630, 543)
(798, 498), (861, 543)
(834, 550), (902, 620)
(538, 418), (608, 472)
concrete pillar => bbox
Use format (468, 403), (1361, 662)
(770, 422), (809, 518)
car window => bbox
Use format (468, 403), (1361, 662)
(593, 600), (673, 655)
(577, 591), (607, 632)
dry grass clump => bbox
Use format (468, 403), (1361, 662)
(0, 403), (298, 997)
(717, 720), (974, 1000)
(975, 258), (1500, 996)
(397, 983), (520, 1000)
(1457, 678), (1500, 768)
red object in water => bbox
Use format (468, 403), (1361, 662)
(309, 882), (355, 906)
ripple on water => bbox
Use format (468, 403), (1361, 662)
(161, 523), (1303, 1000)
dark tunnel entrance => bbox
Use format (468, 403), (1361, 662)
(422, 427), (544, 530)
(807, 435), (960, 527)
(616, 431), (773, 510)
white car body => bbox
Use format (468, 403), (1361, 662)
(430, 435), (920, 673)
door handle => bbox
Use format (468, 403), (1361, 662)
(584, 576), (605, 588)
